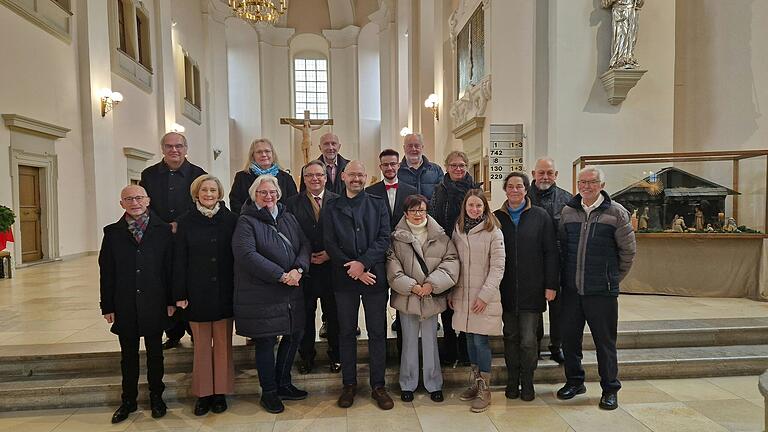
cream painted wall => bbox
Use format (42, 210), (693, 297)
(674, 0), (768, 230)
(0, 4), (89, 257)
(358, 22), (382, 170)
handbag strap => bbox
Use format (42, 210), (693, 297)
(410, 243), (429, 276)
(269, 224), (294, 251)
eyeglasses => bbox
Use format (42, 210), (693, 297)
(303, 173), (326, 179)
(121, 195), (147, 202)
(256, 190), (279, 196)
(577, 180), (602, 186)
(448, 163), (467, 170)
(405, 144), (423, 149)
(407, 209), (427, 215)
(506, 185), (527, 191)
(162, 144), (186, 151)
(380, 162), (399, 168)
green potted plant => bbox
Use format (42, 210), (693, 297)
(0, 205), (15, 232)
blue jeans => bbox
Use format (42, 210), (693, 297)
(466, 333), (492, 373)
(252, 329), (303, 393)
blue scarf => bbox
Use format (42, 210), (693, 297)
(250, 162), (279, 177)
(507, 201), (526, 226)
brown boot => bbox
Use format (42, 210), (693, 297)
(337, 384), (356, 408)
(470, 372), (491, 413)
(459, 365), (480, 401)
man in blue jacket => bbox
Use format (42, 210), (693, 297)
(398, 133), (443, 200)
(324, 160), (394, 410)
(556, 167), (636, 411)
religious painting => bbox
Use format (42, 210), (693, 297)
(456, 4), (485, 98)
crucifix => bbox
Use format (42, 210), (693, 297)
(280, 110), (334, 165)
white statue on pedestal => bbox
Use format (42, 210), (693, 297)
(602, 0), (644, 69)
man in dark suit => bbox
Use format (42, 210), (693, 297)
(300, 133), (349, 195)
(285, 160), (341, 375)
(366, 149), (417, 356)
(140, 132), (206, 349)
(323, 160), (394, 410)
(99, 185), (175, 423)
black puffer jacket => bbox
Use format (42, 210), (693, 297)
(173, 203), (238, 322)
(528, 182), (573, 231)
(428, 173), (481, 237)
(229, 169), (298, 214)
(232, 202), (311, 338)
(494, 199), (560, 313)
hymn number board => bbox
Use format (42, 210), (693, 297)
(489, 124), (524, 181)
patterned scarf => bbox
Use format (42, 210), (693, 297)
(125, 212), (149, 243)
(250, 162), (279, 177)
(463, 214), (486, 234)
(196, 201), (221, 218)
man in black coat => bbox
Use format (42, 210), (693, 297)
(99, 185), (176, 424)
(140, 132), (206, 349)
(299, 132), (349, 195)
(323, 160), (394, 410)
(528, 157), (573, 364)
(285, 160), (341, 374)
(365, 148), (417, 357)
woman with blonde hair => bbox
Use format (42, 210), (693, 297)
(229, 138), (298, 214)
(449, 189), (505, 413)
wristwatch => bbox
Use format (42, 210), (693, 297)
(295, 267), (304, 274)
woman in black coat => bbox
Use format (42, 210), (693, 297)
(173, 175), (238, 416)
(229, 138), (298, 214)
(232, 174), (310, 414)
(493, 172), (558, 402)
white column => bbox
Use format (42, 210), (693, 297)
(323, 26), (361, 160)
(201, 2), (231, 183)
(154, 0), (176, 136)
(369, 1), (398, 151)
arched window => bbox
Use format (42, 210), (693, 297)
(294, 57), (329, 119)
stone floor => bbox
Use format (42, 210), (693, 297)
(0, 376), (763, 432)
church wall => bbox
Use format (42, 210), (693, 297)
(674, 0), (768, 230)
(358, 22), (382, 170)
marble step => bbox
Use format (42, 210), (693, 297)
(1, 317), (766, 378)
(0, 344), (766, 411)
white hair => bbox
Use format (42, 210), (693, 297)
(248, 174), (282, 201)
(403, 133), (424, 145)
(534, 156), (557, 170)
(578, 166), (606, 183)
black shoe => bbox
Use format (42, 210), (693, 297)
(505, 385), (520, 399)
(150, 394), (167, 419)
(298, 359), (314, 375)
(521, 381), (535, 401)
(440, 358), (456, 367)
(329, 362), (341, 373)
(356, 326), (361, 336)
(278, 384), (308, 400)
(556, 384), (587, 400)
(550, 349), (565, 365)
(430, 391), (444, 403)
(111, 401), (137, 424)
(260, 391), (285, 413)
(599, 393), (618, 410)
(319, 322), (328, 339)
(194, 396), (211, 416)
(400, 390), (414, 402)
(211, 394), (228, 413)
(162, 338), (180, 350)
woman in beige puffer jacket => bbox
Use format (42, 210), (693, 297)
(387, 195), (460, 403)
(449, 189), (506, 413)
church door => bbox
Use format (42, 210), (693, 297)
(18, 165), (43, 262)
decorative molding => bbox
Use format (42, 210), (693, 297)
(0, 0), (72, 43)
(600, 68), (647, 105)
(368, 0), (394, 31)
(449, 0), (486, 52)
(202, 0), (232, 24)
(2, 114), (70, 139)
(182, 100), (202, 125)
(449, 74), (491, 127)
(255, 25), (295, 46)
(122, 147), (155, 161)
(113, 49), (153, 93)
(322, 25), (361, 48)
(452, 116), (486, 140)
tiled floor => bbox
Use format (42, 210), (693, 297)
(0, 377), (763, 432)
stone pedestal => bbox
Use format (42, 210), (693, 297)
(600, 68), (647, 105)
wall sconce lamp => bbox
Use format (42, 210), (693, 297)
(99, 88), (123, 117)
(424, 93), (439, 121)
(399, 127), (412, 137)
(170, 123), (185, 133)
(213, 149), (223, 160)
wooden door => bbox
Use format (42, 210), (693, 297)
(18, 165), (43, 262)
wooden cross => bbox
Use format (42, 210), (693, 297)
(280, 110), (334, 165)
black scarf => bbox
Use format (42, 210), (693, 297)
(463, 214), (486, 233)
(441, 173), (479, 231)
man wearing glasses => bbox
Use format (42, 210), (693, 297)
(398, 133), (444, 200)
(99, 185), (176, 423)
(285, 161), (342, 375)
(556, 166), (636, 411)
(140, 132), (206, 349)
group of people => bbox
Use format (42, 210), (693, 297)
(99, 130), (636, 425)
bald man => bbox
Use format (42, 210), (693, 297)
(300, 133), (350, 195)
(323, 161), (394, 410)
(99, 185), (176, 423)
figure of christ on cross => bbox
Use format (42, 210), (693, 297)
(280, 110), (334, 165)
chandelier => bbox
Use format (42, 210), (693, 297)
(228, 0), (287, 25)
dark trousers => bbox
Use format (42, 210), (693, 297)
(252, 329), (304, 393)
(537, 295), (563, 352)
(561, 291), (621, 394)
(439, 308), (468, 363)
(118, 332), (165, 402)
(335, 288), (388, 388)
(299, 276), (340, 363)
(502, 310), (540, 385)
